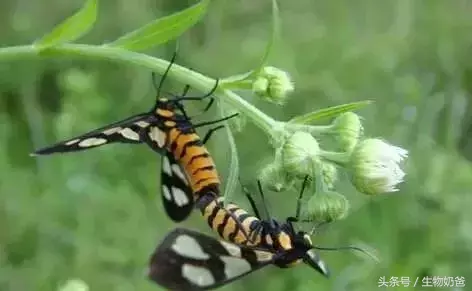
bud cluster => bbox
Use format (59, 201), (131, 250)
(255, 90), (408, 224)
(226, 66), (408, 225)
(251, 66), (294, 105)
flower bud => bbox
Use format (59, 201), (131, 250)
(332, 112), (363, 153)
(282, 131), (320, 177)
(259, 159), (296, 192)
(321, 161), (338, 190)
(252, 66), (294, 105)
(350, 138), (408, 195)
(252, 77), (269, 96)
(304, 191), (349, 223)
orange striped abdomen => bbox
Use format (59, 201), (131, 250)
(168, 128), (220, 196)
(199, 196), (262, 246)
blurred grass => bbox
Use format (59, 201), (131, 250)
(1, 0), (472, 290)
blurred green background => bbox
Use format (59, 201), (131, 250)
(1, 0), (472, 290)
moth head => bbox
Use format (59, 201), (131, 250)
(296, 231), (330, 277)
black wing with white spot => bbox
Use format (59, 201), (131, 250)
(160, 152), (194, 222)
(140, 124), (170, 155)
(32, 112), (153, 156)
(148, 228), (277, 291)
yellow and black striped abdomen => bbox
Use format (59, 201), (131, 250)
(167, 128), (220, 196)
(200, 197), (261, 246)
(198, 196), (274, 247)
(225, 203), (263, 246)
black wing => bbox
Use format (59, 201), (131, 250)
(140, 124), (170, 156)
(148, 228), (277, 291)
(160, 152), (194, 222)
(32, 112), (153, 156)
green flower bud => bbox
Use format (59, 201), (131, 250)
(321, 161), (338, 190)
(350, 138), (408, 195)
(252, 77), (270, 96)
(305, 191), (349, 223)
(58, 279), (89, 291)
(252, 66), (294, 105)
(282, 131), (320, 177)
(259, 159), (296, 192)
(332, 112), (363, 153)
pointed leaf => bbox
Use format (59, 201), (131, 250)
(34, 0), (97, 49)
(288, 100), (373, 124)
(218, 101), (240, 206)
(246, 0), (280, 80)
(219, 72), (254, 90)
(218, 0), (279, 90)
(107, 0), (211, 51)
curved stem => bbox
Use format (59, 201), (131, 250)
(0, 44), (277, 134)
(320, 150), (350, 165)
(284, 123), (333, 135)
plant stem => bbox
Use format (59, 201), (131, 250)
(0, 44), (277, 134)
(320, 150), (350, 165)
(284, 123), (333, 135)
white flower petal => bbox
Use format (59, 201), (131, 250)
(350, 138), (408, 195)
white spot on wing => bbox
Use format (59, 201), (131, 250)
(65, 139), (80, 146)
(149, 127), (166, 148)
(182, 264), (215, 287)
(162, 156), (172, 176)
(172, 235), (210, 260)
(102, 127), (122, 135)
(219, 241), (242, 257)
(171, 186), (190, 207)
(78, 138), (107, 147)
(162, 185), (172, 201)
(254, 250), (274, 262)
(136, 121), (150, 128)
(120, 128), (140, 141)
(172, 164), (189, 185)
(220, 256), (252, 279)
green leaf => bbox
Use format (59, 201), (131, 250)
(218, 101), (240, 206)
(107, 0), (211, 51)
(34, 0), (97, 49)
(247, 0), (280, 79)
(219, 0), (279, 89)
(288, 100), (373, 124)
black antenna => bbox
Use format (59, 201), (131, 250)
(256, 180), (272, 220)
(312, 245), (380, 263)
(201, 97), (215, 113)
(238, 177), (265, 244)
(191, 113), (239, 129)
(308, 221), (330, 236)
(152, 42), (180, 97)
(173, 79), (220, 102)
(243, 188), (262, 219)
(180, 84), (191, 97)
(295, 175), (310, 220)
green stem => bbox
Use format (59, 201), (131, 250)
(320, 150), (350, 165)
(0, 44), (277, 134)
(284, 123), (333, 135)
